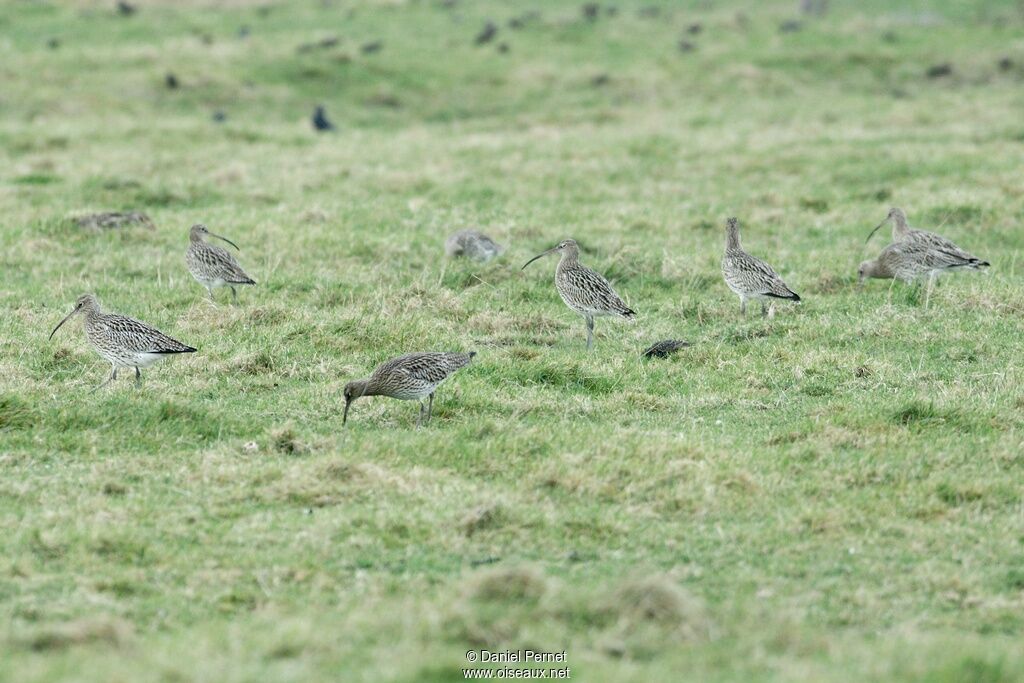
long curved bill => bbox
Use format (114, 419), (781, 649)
(48, 308), (77, 340)
(521, 247), (557, 270)
(342, 399), (352, 425)
(211, 233), (240, 251)
(864, 219), (888, 245)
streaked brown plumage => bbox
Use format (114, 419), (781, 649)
(445, 229), (503, 262)
(522, 238), (635, 350)
(865, 207), (989, 270)
(186, 224), (256, 303)
(343, 352), (476, 426)
(49, 294), (196, 389)
(721, 217), (800, 316)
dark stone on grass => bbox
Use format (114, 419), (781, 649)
(678, 40), (696, 53)
(686, 22), (702, 34)
(165, 73), (179, 89)
(779, 19), (802, 33)
(582, 3), (600, 20)
(312, 105), (335, 132)
(591, 73), (610, 86)
(116, 1), (136, 16)
(643, 339), (691, 359)
(75, 211), (155, 230)
(800, 0), (828, 15)
(998, 57), (1013, 71)
(47, 38), (60, 49)
(475, 21), (497, 45)
(212, 110), (227, 123)
(497, 42), (509, 54)
(926, 63), (953, 78)
(361, 40), (383, 54)
(238, 25), (251, 39)
(298, 36), (339, 53)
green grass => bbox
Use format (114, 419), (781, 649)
(2, 0), (1024, 680)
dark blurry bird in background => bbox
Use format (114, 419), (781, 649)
(312, 105), (335, 132)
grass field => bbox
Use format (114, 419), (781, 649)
(3, 0), (1024, 680)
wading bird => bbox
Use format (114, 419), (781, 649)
(343, 352), (476, 427)
(49, 294), (195, 389)
(522, 239), (635, 349)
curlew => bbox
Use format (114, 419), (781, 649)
(859, 238), (988, 307)
(343, 352), (476, 427)
(445, 229), (504, 262)
(866, 207), (991, 269)
(721, 217), (800, 316)
(49, 294), (196, 389)
(522, 239), (635, 350)
(186, 224), (256, 303)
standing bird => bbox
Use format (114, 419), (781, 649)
(343, 352), (476, 427)
(721, 217), (801, 316)
(186, 224), (256, 303)
(866, 207), (990, 269)
(49, 294), (195, 389)
(312, 105), (335, 132)
(859, 239), (988, 307)
(522, 239), (635, 350)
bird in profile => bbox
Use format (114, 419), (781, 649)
(721, 217), (800, 316)
(522, 238), (635, 350)
(866, 207), (990, 268)
(312, 105), (335, 132)
(49, 294), (195, 390)
(859, 239), (988, 307)
(343, 352), (476, 427)
(185, 224), (256, 303)
(642, 339), (690, 359)
(445, 229), (503, 262)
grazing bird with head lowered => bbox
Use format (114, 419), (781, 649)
(522, 238), (635, 350)
(186, 224), (256, 303)
(859, 238), (988, 307)
(49, 294), (195, 390)
(721, 217), (800, 316)
(343, 352), (476, 427)
(866, 207), (989, 269)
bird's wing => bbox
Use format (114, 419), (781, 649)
(97, 315), (194, 353)
(200, 243), (255, 283)
(563, 266), (634, 315)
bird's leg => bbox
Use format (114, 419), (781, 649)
(740, 297), (747, 316)
(761, 300), (768, 317)
(585, 316), (594, 350)
(428, 392), (435, 423)
(206, 285), (215, 302)
(416, 400), (424, 428)
(92, 366), (117, 393)
(924, 273), (936, 309)
(230, 286), (238, 304)
(135, 366), (142, 388)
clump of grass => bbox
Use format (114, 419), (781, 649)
(609, 575), (707, 634)
(23, 617), (133, 652)
(0, 395), (32, 430)
(269, 424), (308, 455)
(460, 503), (504, 538)
(466, 565), (548, 604)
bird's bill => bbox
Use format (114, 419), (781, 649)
(864, 218), (888, 245)
(521, 247), (557, 270)
(48, 308), (79, 340)
(342, 398), (352, 425)
(210, 233), (240, 251)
